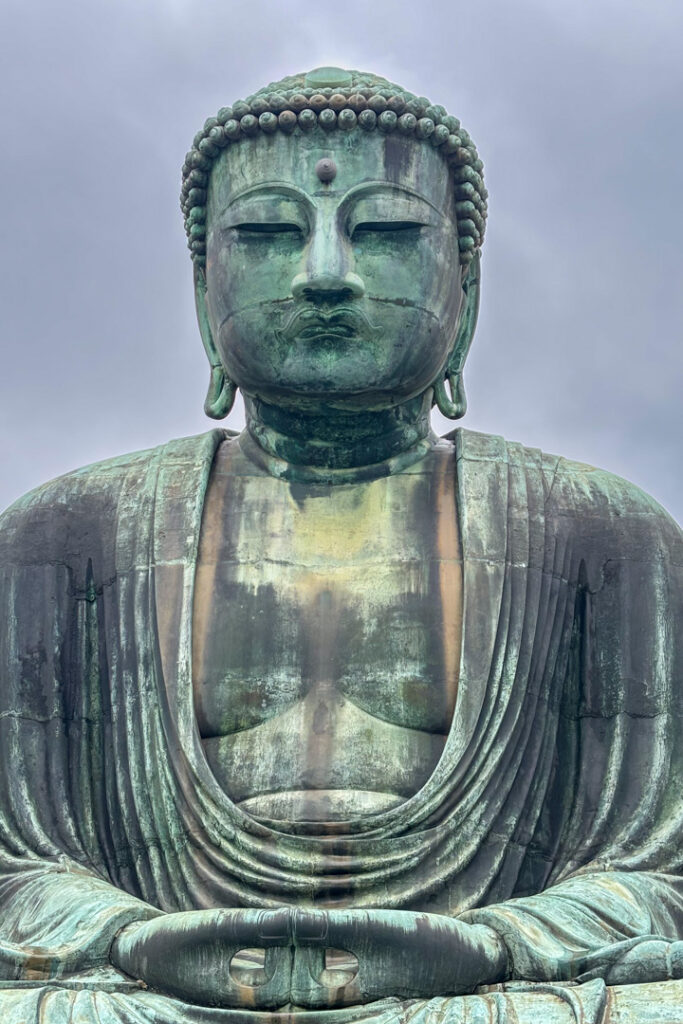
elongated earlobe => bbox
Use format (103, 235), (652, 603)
(195, 266), (237, 421)
(431, 251), (480, 421)
(434, 371), (467, 420)
(204, 365), (237, 420)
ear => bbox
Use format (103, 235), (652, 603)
(194, 265), (236, 420)
(448, 249), (481, 377)
(195, 264), (221, 368)
(433, 251), (481, 419)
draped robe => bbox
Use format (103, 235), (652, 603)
(0, 427), (682, 1022)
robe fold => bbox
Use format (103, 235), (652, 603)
(0, 427), (682, 1022)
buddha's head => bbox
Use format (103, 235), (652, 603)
(181, 68), (487, 423)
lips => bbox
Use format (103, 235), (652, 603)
(276, 306), (383, 346)
(297, 321), (357, 341)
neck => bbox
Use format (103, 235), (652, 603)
(241, 391), (436, 484)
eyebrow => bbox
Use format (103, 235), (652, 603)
(223, 182), (312, 212)
(340, 181), (447, 218)
(217, 179), (447, 223)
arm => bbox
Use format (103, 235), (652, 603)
(0, 493), (160, 981)
(0, 478), (171, 984)
(463, 870), (683, 983)
(0, 860), (160, 980)
(0, 474), (296, 1006)
(0, 861), (298, 1008)
(463, 468), (683, 986)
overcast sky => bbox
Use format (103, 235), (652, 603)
(1, 0), (681, 522)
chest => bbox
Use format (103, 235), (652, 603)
(192, 442), (462, 739)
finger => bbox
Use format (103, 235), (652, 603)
(116, 912), (294, 1009)
(308, 911), (498, 1001)
(204, 907), (294, 946)
(110, 918), (157, 968)
(255, 907), (293, 944)
(292, 909), (330, 945)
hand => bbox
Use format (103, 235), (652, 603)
(110, 908), (294, 1009)
(109, 906), (507, 1010)
(289, 908), (508, 1008)
(601, 939), (683, 986)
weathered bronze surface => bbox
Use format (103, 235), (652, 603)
(1, 68), (682, 1022)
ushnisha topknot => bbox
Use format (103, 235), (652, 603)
(181, 67), (487, 270)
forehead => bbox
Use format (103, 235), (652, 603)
(207, 129), (454, 216)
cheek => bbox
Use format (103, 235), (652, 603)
(355, 230), (458, 307)
(214, 301), (299, 385)
(355, 303), (454, 396)
(207, 234), (301, 319)
(358, 235), (461, 356)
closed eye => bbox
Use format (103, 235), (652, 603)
(352, 221), (424, 236)
(234, 223), (303, 235)
(353, 221), (423, 231)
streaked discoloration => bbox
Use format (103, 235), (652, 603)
(193, 438), (461, 823)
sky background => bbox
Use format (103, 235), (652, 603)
(1, 0), (681, 522)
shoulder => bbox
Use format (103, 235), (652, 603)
(452, 427), (682, 558)
(0, 430), (228, 566)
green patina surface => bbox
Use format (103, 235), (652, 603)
(0, 66), (682, 1023)
(180, 67), (487, 271)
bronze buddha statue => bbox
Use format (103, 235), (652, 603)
(0, 67), (681, 1023)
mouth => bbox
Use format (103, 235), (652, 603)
(276, 306), (383, 346)
(297, 323), (357, 341)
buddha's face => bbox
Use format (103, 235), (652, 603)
(203, 129), (463, 410)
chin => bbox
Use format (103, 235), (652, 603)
(246, 381), (430, 415)
(266, 352), (387, 394)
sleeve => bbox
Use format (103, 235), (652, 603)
(464, 871), (683, 983)
(465, 470), (683, 986)
(0, 863), (160, 979)
(0, 483), (161, 982)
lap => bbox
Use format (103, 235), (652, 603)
(2, 978), (682, 1023)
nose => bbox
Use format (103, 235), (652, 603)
(291, 209), (365, 303)
(291, 270), (365, 302)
